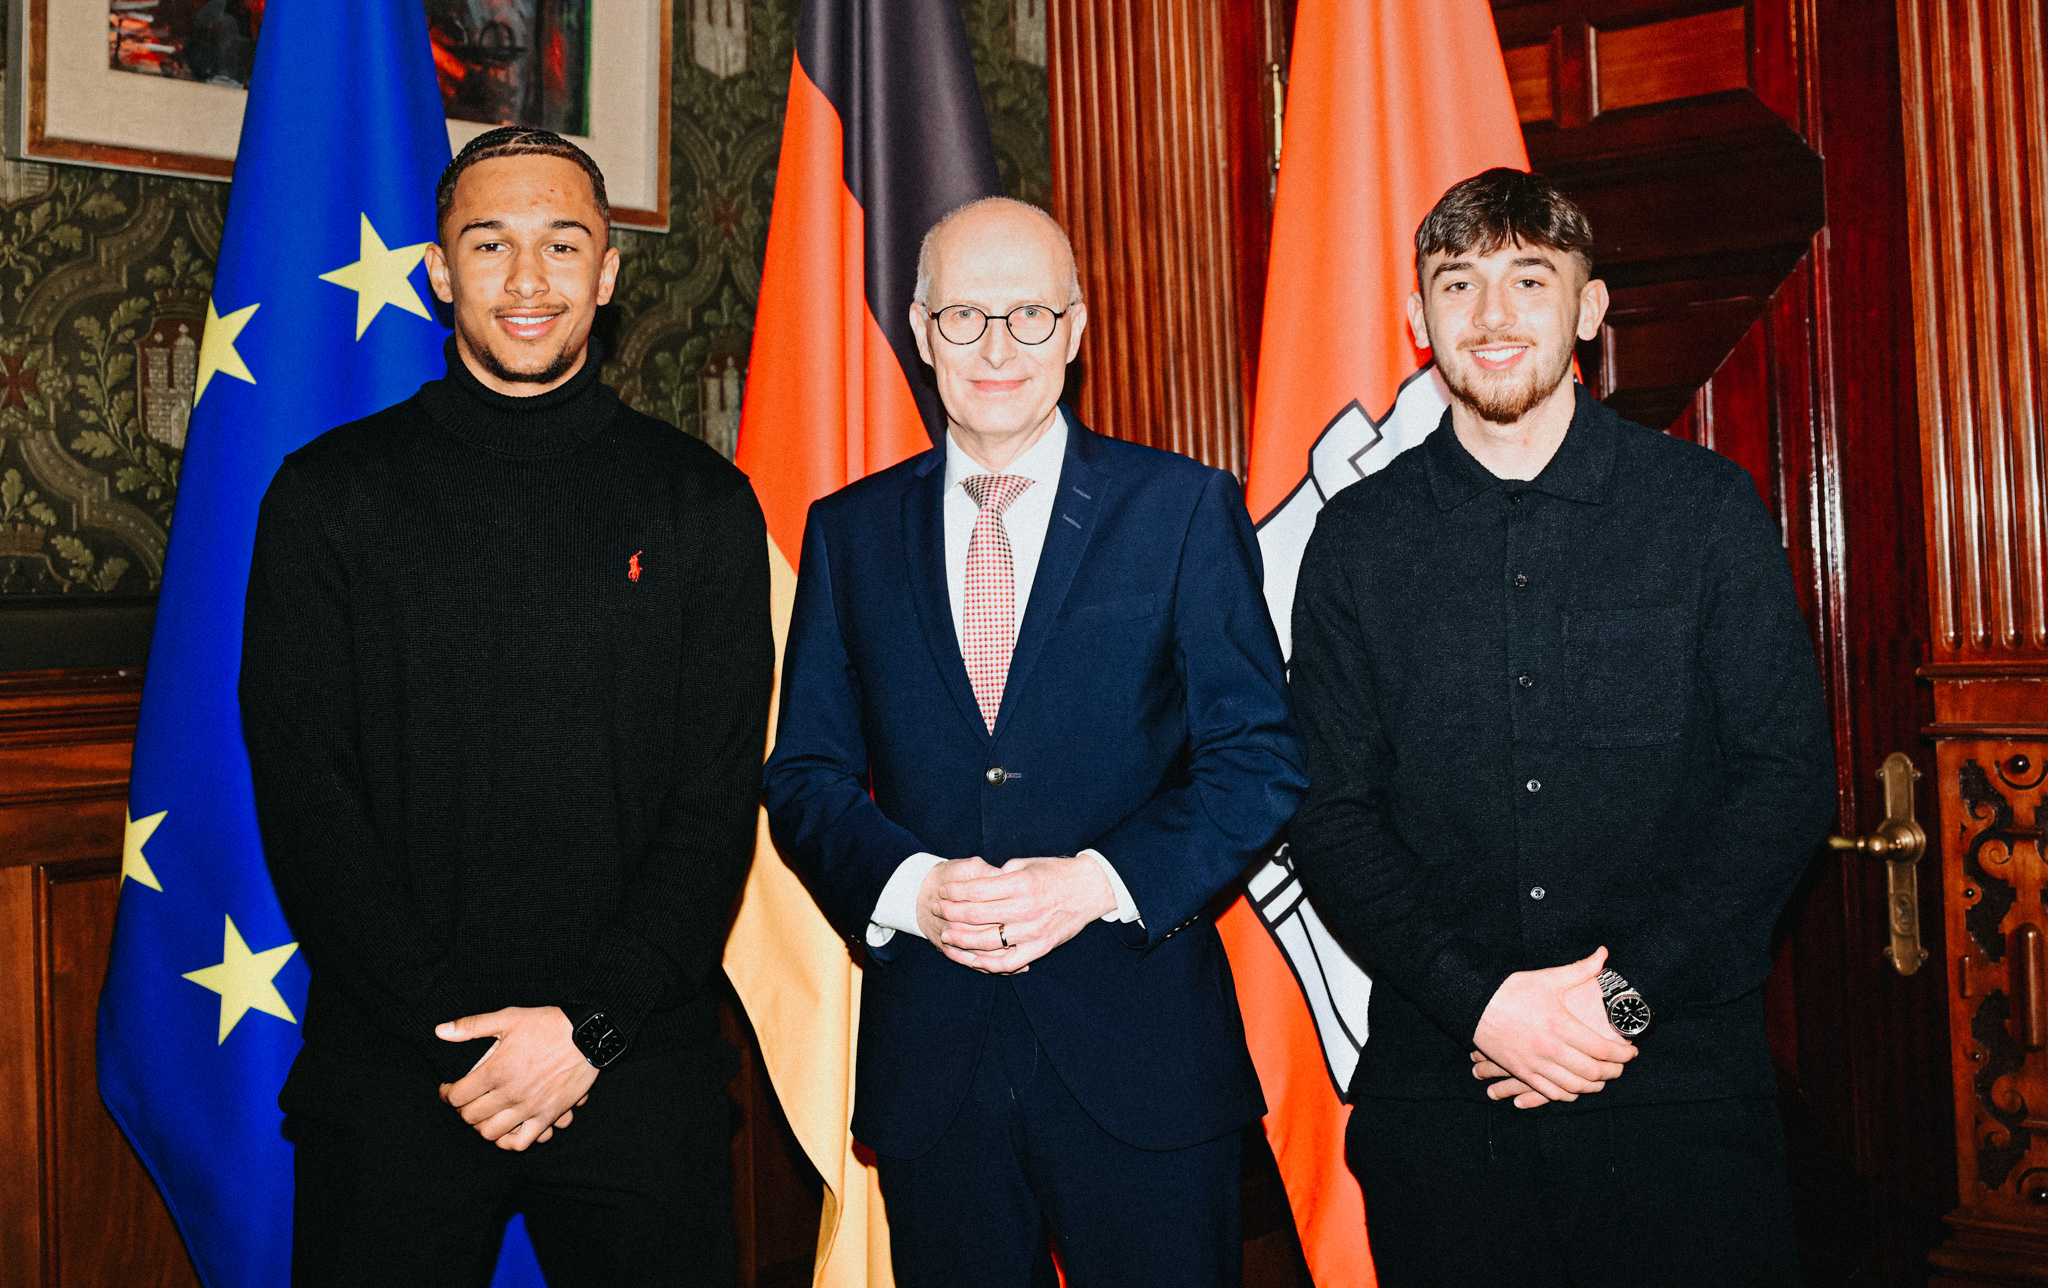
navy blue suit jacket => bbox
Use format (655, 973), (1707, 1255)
(764, 413), (1306, 1158)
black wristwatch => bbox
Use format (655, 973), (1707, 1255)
(565, 1006), (628, 1068)
(1597, 969), (1654, 1038)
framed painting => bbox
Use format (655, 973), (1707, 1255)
(4, 0), (672, 229)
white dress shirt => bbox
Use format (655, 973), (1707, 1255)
(867, 412), (1142, 946)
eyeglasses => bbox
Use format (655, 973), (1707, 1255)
(923, 302), (1069, 346)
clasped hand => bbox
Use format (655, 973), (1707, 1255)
(436, 1005), (596, 1151)
(917, 855), (1116, 974)
(1469, 946), (1636, 1109)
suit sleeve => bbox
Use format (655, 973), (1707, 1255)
(1287, 510), (1517, 1047)
(563, 478), (775, 1043)
(763, 508), (934, 963)
(240, 461), (481, 1082)
(1085, 470), (1309, 950)
(1604, 476), (1837, 1015)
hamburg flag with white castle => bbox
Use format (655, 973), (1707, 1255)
(1211, 1), (1527, 1283)
(94, 4), (540, 1284)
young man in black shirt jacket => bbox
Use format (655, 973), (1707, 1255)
(1288, 169), (1836, 1287)
(240, 128), (772, 1287)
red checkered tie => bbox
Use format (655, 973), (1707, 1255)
(961, 473), (1034, 733)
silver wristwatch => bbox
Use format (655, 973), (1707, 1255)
(1597, 968), (1654, 1037)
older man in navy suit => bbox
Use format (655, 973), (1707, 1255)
(764, 198), (1304, 1288)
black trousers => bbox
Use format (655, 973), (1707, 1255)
(282, 1042), (736, 1288)
(1348, 1095), (1800, 1288)
(874, 981), (1244, 1288)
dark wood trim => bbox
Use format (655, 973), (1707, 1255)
(1047, 0), (1255, 473)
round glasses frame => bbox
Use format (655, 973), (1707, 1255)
(923, 302), (1069, 346)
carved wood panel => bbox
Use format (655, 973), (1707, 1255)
(1943, 743), (2048, 1217)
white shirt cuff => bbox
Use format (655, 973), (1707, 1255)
(1080, 848), (1142, 925)
(867, 852), (946, 947)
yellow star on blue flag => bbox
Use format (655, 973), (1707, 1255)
(181, 915), (299, 1044)
(122, 807), (167, 890)
(194, 298), (259, 407)
(319, 213), (434, 339)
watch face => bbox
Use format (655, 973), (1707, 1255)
(574, 1013), (628, 1067)
(1609, 994), (1653, 1037)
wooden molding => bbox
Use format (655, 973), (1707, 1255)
(1047, 0), (1252, 473)
(1900, 0), (2048, 668)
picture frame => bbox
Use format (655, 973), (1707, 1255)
(4, 0), (672, 230)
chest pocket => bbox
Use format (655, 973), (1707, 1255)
(1563, 605), (1694, 747)
(1046, 592), (1157, 638)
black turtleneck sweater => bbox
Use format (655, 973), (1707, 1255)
(240, 341), (773, 1083)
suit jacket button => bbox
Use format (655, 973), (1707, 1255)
(985, 767), (1007, 785)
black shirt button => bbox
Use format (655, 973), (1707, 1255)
(1507, 493), (1523, 505)
(1518, 674), (1534, 688)
(1530, 886), (1546, 900)
(1526, 778), (1542, 793)
(1513, 572), (1529, 588)
(985, 767), (1007, 785)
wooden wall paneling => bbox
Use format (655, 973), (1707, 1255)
(1594, 7), (1750, 114)
(1902, 0), (2048, 667)
(1048, 0), (1252, 474)
(40, 859), (198, 1288)
(0, 669), (204, 1288)
(1899, 0), (2048, 1281)
(0, 864), (43, 1288)
(1218, 0), (1287, 415)
(1495, 0), (1814, 164)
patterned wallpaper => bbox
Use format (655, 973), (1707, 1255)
(0, 0), (1049, 605)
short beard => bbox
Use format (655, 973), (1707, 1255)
(1440, 340), (1575, 426)
(463, 327), (585, 387)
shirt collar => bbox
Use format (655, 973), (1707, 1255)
(945, 411), (1069, 492)
(1423, 383), (1618, 511)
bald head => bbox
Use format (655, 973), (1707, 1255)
(907, 197), (1089, 471)
(913, 197), (1082, 310)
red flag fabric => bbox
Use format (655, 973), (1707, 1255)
(725, 4), (1000, 1284)
(1220, 3), (1527, 1284)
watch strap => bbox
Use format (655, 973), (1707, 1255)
(1595, 968), (1654, 1035)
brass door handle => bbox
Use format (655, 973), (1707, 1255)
(1827, 751), (1929, 976)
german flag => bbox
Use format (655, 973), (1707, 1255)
(1218, 1), (1527, 1284)
(724, 3), (1000, 1284)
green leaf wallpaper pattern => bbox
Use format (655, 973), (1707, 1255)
(0, 0), (1048, 601)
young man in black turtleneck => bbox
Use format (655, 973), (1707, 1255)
(239, 128), (772, 1287)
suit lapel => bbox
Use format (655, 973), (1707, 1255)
(901, 452), (991, 744)
(991, 417), (1107, 740)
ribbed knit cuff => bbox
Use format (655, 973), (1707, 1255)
(563, 928), (676, 1052)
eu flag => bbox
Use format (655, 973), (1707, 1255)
(95, 3), (541, 1284)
